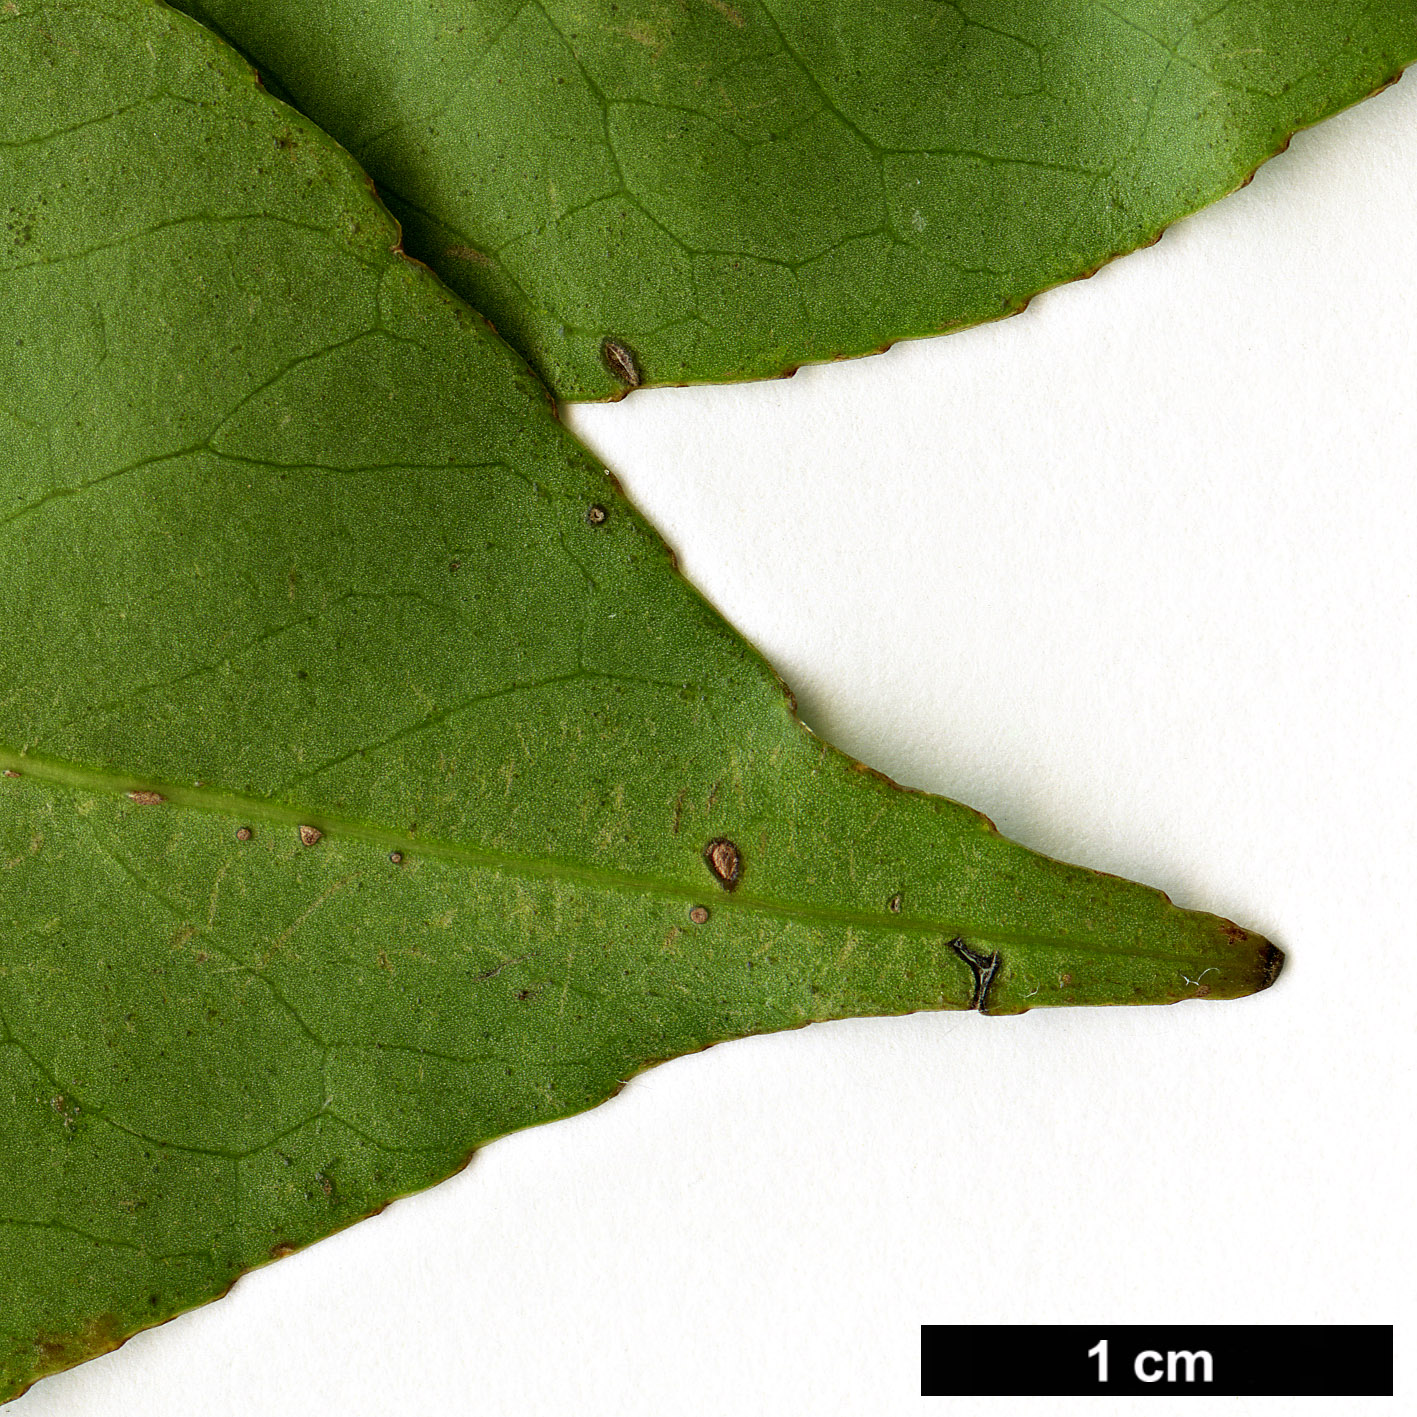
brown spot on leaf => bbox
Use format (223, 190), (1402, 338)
(299, 825), (322, 846)
(235, 827), (252, 842)
(601, 336), (641, 388)
(389, 851), (403, 865)
(126, 790), (164, 806)
(704, 838), (741, 889)
(689, 905), (710, 925)
(887, 893), (903, 914)
(2, 768), (19, 778)
(270, 1242), (296, 1260)
(586, 503), (608, 526)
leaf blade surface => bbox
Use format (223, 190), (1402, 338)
(171, 0), (1417, 397)
(0, 0), (1277, 1399)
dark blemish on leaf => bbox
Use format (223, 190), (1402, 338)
(704, 838), (741, 889)
(586, 503), (608, 526)
(601, 336), (641, 388)
(316, 1172), (333, 1198)
(126, 791), (164, 806)
(1259, 941), (1285, 990)
(236, 827), (253, 842)
(950, 940), (1001, 1013)
(689, 905), (710, 925)
(389, 851), (403, 865)
(449, 560), (461, 573)
(472, 950), (536, 983)
(2, 768), (19, 778)
(296, 670), (308, 680)
(299, 825), (322, 846)
(270, 1242), (296, 1260)
(887, 893), (903, 914)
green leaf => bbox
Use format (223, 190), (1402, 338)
(168, 0), (1417, 399)
(0, 0), (1279, 1400)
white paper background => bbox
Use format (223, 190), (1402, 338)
(19, 76), (1416, 1416)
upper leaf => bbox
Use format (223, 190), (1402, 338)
(1, 0), (1277, 1399)
(170, 0), (1417, 398)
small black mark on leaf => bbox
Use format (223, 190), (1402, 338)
(950, 939), (1001, 1012)
(887, 892), (903, 914)
(448, 560), (461, 573)
(689, 905), (710, 925)
(126, 791), (164, 806)
(299, 825), (323, 846)
(235, 827), (252, 842)
(704, 838), (741, 889)
(601, 336), (641, 388)
(1259, 941), (1285, 990)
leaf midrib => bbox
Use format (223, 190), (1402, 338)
(0, 741), (1205, 963)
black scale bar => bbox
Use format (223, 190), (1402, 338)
(921, 1324), (1392, 1397)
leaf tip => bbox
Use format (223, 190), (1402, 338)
(1257, 938), (1285, 992)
